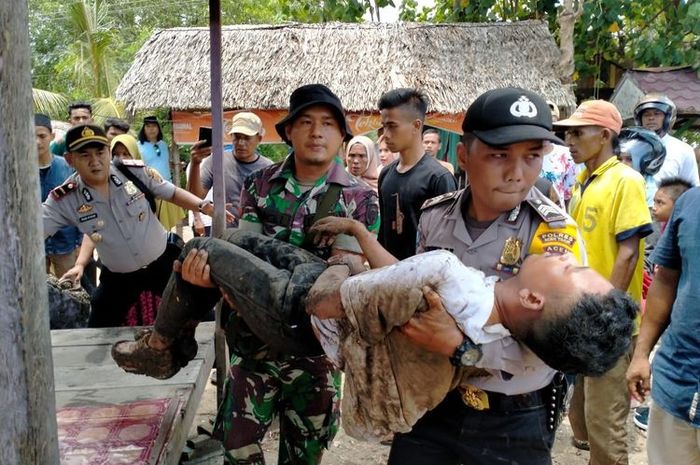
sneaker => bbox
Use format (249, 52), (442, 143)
(634, 406), (649, 431)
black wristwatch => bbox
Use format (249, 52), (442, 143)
(449, 335), (483, 367)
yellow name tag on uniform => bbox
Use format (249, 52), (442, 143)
(528, 221), (583, 262)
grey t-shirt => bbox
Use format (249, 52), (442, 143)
(200, 151), (272, 223)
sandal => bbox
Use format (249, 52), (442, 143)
(111, 330), (180, 380)
(571, 437), (590, 451)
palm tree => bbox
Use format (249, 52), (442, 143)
(43, 0), (126, 122)
(65, 0), (116, 98)
(32, 88), (69, 118)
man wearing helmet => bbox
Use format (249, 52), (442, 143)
(618, 127), (667, 206)
(634, 94), (699, 187)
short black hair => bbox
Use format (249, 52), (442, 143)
(423, 128), (441, 142)
(460, 132), (478, 150)
(657, 177), (693, 202)
(68, 101), (92, 116)
(104, 117), (130, 133)
(378, 88), (429, 121)
(522, 289), (637, 376)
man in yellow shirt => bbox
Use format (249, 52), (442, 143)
(556, 100), (652, 465)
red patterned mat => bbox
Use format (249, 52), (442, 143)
(57, 397), (178, 465)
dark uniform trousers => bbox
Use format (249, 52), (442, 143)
(89, 238), (182, 327)
(388, 389), (555, 465)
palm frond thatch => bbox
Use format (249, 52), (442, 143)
(117, 21), (575, 114)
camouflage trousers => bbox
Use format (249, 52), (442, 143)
(214, 353), (341, 465)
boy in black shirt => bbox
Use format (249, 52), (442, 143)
(378, 88), (457, 259)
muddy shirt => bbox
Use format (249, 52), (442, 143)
(418, 186), (586, 395)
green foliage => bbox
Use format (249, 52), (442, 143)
(571, 0), (698, 92)
(410, 0), (558, 23)
(674, 120), (700, 147)
(258, 144), (291, 163)
(32, 88), (69, 119)
(29, 0), (698, 119)
(29, 0), (382, 106)
(275, 0), (369, 22)
(406, 0), (697, 90)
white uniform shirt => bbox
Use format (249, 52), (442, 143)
(653, 134), (699, 186)
(43, 162), (176, 273)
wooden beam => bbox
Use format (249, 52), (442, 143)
(0, 0), (60, 463)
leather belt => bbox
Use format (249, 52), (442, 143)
(458, 372), (568, 432)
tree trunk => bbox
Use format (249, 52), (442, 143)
(0, 1), (60, 464)
(557, 0), (584, 84)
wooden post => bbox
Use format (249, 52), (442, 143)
(0, 1), (60, 464)
(209, 0), (228, 403)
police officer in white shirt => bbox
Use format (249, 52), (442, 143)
(43, 124), (232, 327)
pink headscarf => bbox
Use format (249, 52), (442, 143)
(345, 135), (380, 190)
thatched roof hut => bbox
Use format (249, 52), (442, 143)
(116, 21), (574, 116)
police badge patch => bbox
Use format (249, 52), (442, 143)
(496, 236), (523, 274)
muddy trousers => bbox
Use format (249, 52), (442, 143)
(151, 231), (339, 464)
(153, 230), (326, 353)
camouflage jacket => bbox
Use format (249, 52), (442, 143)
(232, 155), (379, 359)
(239, 155), (380, 253)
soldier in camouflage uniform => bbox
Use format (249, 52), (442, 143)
(178, 84), (379, 465)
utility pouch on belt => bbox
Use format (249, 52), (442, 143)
(545, 372), (568, 432)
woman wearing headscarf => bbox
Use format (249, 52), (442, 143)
(107, 134), (184, 326)
(112, 134), (184, 231)
(345, 135), (380, 191)
(137, 116), (172, 182)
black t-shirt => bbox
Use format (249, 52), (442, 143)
(378, 155), (457, 259)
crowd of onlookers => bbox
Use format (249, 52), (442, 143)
(38, 87), (700, 465)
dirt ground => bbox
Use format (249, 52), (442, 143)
(190, 375), (649, 465)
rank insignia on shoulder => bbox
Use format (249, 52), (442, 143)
(120, 159), (145, 168)
(421, 190), (460, 210)
(527, 198), (566, 224)
(50, 181), (77, 200)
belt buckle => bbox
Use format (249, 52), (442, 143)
(460, 385), (490, 411)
